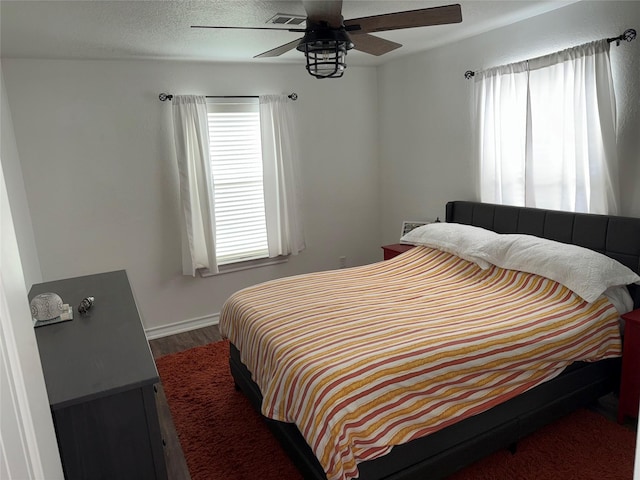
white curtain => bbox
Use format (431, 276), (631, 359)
(476, 62), (529, 206)
(171, 95), (218, 276)
(259, 95), (306, 257)
(476, 40), (619, 214)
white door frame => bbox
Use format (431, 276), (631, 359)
(0, 158), (63, 479)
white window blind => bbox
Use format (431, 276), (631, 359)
(207, 100), (269, 265)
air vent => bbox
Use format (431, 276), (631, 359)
(266, 13), (306, 26)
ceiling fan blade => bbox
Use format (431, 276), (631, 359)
(191, 25), (306, 32)
(302, 0), (343, 27)
(254, 38), (303, 58)
(344, 4), (462, 34)
(352, 34), (402, 56)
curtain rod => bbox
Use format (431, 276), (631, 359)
(464, 28), (636, 79)
(158, 92), (298, 101)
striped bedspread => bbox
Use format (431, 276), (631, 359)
(219, 247), (622, 480)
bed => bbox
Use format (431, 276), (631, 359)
(220, 201), (640, 480)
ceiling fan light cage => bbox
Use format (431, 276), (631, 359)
(297, 29), (354, 79)
(303, 43), (347, 78)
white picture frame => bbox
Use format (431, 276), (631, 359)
(400, 221), (429, 239)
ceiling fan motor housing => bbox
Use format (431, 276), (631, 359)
(296, 27), (354, 79)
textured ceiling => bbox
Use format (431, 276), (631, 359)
(0, 1), (577, 66)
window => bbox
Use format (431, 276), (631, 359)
(171, 94), (304, 277)
(207, 100), (269, 265)
(476, 40), (619, 215)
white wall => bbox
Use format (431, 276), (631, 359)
(0, 66), (42, 288)
(378, 0), (640, 245)
(0, 66), (63, 479)
(1, 59), (380, 332)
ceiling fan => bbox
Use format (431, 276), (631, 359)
(192, 1), (462, 79)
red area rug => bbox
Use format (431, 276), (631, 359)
(156, 340), (636, 480)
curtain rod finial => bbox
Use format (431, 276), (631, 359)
(464, 70), (475, 80)
(622, 28), (637, 42)
(159, 93), (172, 101)
(608, 28), (636, 45)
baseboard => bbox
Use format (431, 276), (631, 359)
(144, 313), (219, 340)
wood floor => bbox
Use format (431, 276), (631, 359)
(148, 325), (636, 480)
(149, 325), (221, 480)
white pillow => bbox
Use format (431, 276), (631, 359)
(602, 285), (634, 315)
(472, 234), (640, 303)
(400, 223), (497, 269)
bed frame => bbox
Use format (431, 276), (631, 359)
(228, 201), (640, 480)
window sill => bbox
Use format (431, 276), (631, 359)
(198, 256), (289, 277)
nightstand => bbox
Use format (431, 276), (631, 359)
(618, 308), (640, 423)
(382, 243), (415, 260)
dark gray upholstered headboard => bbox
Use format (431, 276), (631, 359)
(446, 201), (640, 308)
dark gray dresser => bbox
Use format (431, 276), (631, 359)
(29, 270), (167, 480)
